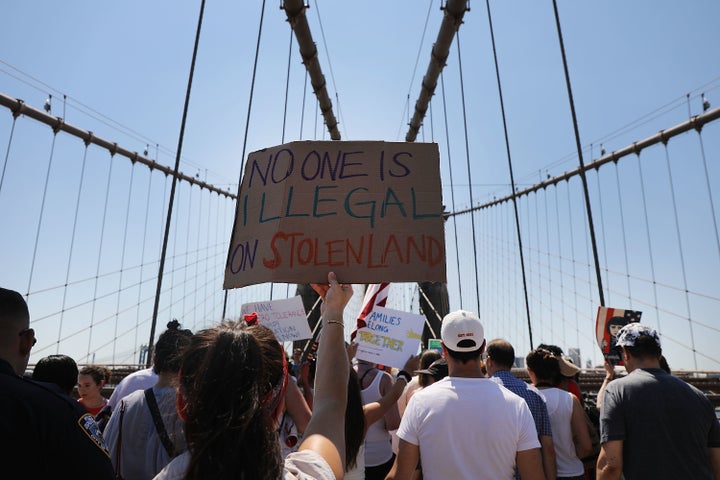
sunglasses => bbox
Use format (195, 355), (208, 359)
(18, 328), (37, 347)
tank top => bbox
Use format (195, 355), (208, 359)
(540, 387), (585, 477)
(360, 369), (393, 467)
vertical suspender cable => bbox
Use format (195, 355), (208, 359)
(613, 163), (633, 305)
(663, 142), (698, 369)
(222, 0), (267, 321)
(148, 0), (207, 365)
(0, 114), (17, 196)
(454, 32), (481, 315)
(551, 0), (605, 306)
(595, 172), (611, 305)
(133, 171), (154, 363)
(27, 131), (58, 300)
(87, 151), (115, 361)
(112, 164), (135, 364)
(57, 142), (89, 353)
(636, 152), (662, 333)
(440, 74), (463, 308)
(696, 129), (720, 261)
(485, 0), (534, 347)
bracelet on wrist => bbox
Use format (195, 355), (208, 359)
(325, 320), (344, 327)
(397, 370), (412, 383)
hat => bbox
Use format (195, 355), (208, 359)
(414, 358), (448, 380)
(441, 310), (484, 352)
(557, 355), (581, 377)
(615, 323), (661, 348)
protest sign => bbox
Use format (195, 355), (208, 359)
(355, 306), (425, 369)
(427, 338), (442, 354)
(241, 296), (312, 343)
(595, 306), (642, 366)
(224, 140), (446, 288)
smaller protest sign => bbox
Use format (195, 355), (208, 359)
(355, 306), (424, 369)
(595, 306), (643, 366)
(241, 296), (312, 343)
(427, 338), (442, 354)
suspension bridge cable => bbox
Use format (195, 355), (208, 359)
(595, 171), (611, 305)
(133, 170), (154, 362)
(113, 163), (136, 364)
(696, 128), (720, 262)
(26, 132), (57, 301)
(662, 142), (698, 370)
(551, 0), (605, 307)
(0, 114), (17, 196)
(485, 0), (534, 347)
(566, 182), (582, 351)
(439, 74), (463, 308)
(454, 31), (481, 315)
(613, 163), (633, 307)
(543, 189), (554, 342)
(148, 0), (207, 366)
(221, 0), (268, 320)
(636, 152), (662, 334)
(271, 27), (296, 302)
(87, 152), (115, 360)
(57, 142), (89, 353)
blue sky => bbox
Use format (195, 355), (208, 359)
(1, 1), (719, 369)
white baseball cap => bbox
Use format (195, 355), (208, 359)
(441, 310), (485, 352)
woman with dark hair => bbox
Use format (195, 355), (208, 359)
(77, 364), (112, 416)
(154, 271), (353, 480)
(526, 348), (592, 480)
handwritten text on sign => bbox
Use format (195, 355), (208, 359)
(224, 141), (446, 288)
(355, 306), (425, 369)
(241, 296), (312, 343)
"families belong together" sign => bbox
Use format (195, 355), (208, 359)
(224, 141), (446, 288)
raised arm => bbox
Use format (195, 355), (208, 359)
(363, 355), (419, 428)
(298, 272), (353, 479)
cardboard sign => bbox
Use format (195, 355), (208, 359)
(428, 338), (442, 354)
(241, 296), (312, 343)
(224, 141), (446, 288)
(595, 306), (643, 366)
(355, 306), (425, 369)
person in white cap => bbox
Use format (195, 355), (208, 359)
(597, 323), (720, 479)
(388, 310), (546, 480)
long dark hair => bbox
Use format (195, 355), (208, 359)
(345, 368), (365, 471)
(525, 348), (562, 385)
(180, 321), (283, 480)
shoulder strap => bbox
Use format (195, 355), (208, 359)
(359, 367), (376, 387)
(144, 388), (176, 457)
(115, 400), (125, 480)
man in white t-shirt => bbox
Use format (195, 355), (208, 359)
(389, 310), (546, 480)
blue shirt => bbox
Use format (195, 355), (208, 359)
(491, 370), (552, 437)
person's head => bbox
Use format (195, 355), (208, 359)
(177, 321), (287, 480)
(440, 310), (486, 366)
(345, 368), (365, 471)
(414, 357), (448, 385)
(417, 349), (442, 387)
(536, 343), (563, 356)
(485, 339), (515, 374)
(0, 287), (35, 375)
(77, 365), (112, 399)
(525, 348), (562, 386)
(153, 319), (193, 375)
(32, 354), (78, 395)
(606, 317), (626, 338)
(615, 323), (662, 371)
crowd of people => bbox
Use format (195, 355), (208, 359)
(2, 275), (720, 479)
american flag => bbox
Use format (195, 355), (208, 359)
(350, 282), (390, 342)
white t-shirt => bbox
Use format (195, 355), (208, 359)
(538, 387), (584, 477)
(153, 449), (335, 480)
(108, 367), (158, 409)
(398, 376), (540, 480)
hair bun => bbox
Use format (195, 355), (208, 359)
(167, 319), (180, 330)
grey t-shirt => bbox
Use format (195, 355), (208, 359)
(600, 367), (720, 479)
